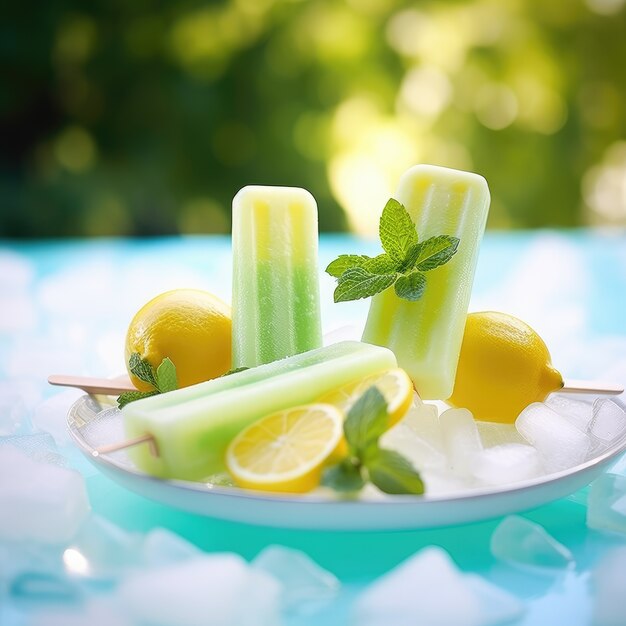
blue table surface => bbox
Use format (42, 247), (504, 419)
(1, 230), (626, 625)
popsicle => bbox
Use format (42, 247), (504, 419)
(122, 341), (397, 480)
(232, 185), (322, 369)
(362, 165), (490, 400)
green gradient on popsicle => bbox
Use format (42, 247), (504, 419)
(362, 165), (490, 400)
(122, 341), (397, 481)
(231, 185), (322, 369)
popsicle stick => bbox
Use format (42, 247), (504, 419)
(93, 433), (159, 457)
(48, 374), (137, 395)
(561, 379), (624, 395)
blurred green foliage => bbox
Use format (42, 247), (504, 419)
(1, 0), (626, 237)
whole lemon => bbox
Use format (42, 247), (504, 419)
(449, 311), (563, 423)
(125, 289), (232, 391)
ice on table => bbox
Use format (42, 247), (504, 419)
(353, 546), (524, 626)
(379, 403), (447, 471)
(591, 546), (626, 626)
(0, 433), (66, 466)
(0, 446), (90, 544)
(516, 403), (591, 473)
(440, 408), (483, 476)
(588, 399), (626, 451)
(117, 554), (281, 626)
(26, 598), (133, 626)
(490, 516), (574, 571)
(587, 473), (626, 535)
(252, 545), (339, 615)
(141, 528), (204, 566)
(464, 575), (526, 626)
(9, 571), (82, 604)
(545, 395), (593, 432)
(32, 389), (84, 446)
(609, 452), (626, 477)
(0, 388), (25, 435)
(470, 444), (544, 487)
(63, 515), (140, 581)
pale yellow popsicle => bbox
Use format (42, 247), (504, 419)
(362, 165), (490, 400)
(232, 185), (322, 369)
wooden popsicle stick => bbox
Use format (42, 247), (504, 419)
(561, 379), (624, 395)
(48, 374), (137, 395)
(94, 433), (159, 457)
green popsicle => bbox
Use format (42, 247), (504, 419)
(231, 185), (323, 369)
(122, 341), (397, 481)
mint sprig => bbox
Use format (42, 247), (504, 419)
(322, 386), (424, 496)
(117, 354), (178, 409)
(325, 198), (459, 303)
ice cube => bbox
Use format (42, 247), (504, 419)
(403, 402), (443, 449)
(609, 452), (626, 477)
(353, 546), (523, 626)
(63, 515), (140, 581)
(465, 575), (525, 626)
(252, 545), (339, 615)
(470, 444), (544, 486)
(117, 554), (281, 626)
(380, 404), (446, 471)
(588, 399), (626, 451)
(587, 473), (626, 535)
(591, 546), (626, 626)
(439, 408), (482, 476)
(0, 379), (43, 416)
(476, 422), (526, 448)
(9, 571), (82, 604)
(32, 389), (84, 446)
(545, 395), (593, 432)
(141, 528), (204, 566)
(490, 516), (574, 571)
(0, 446), (90, 544)
(26, 597), (133, 626)
(0, 541), (61, 581)
(421, 468), (471, 496)
(0, 433), (66, 466)
(516, 403), (591, 472)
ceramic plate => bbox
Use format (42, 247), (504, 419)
(68, 394), (626, 531)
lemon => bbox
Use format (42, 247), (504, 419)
(449, 311), (563, 423)
(125, 289), (232, 391)
(226, 404), (344, 493)
(318, 368), (414, 426)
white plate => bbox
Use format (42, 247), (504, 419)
(68, 394), (626, 531)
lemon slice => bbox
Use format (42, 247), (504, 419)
(226, 404), (344, 493)
(318, 368), (414, 426)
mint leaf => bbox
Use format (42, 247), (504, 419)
(326, 253), (396, 279)
(326, 255), (372, 278)
(363, 253), (396, 275)
(366, 448), (425, 495)
(409, 235), (460, 272)
(117, 390), (159, 409)
(128, 353), (158, 389)
(394, 271), (426, 301)
(344, 386), (389, 457)
(334, 268), (396, 303)
(156, 357), (177, 393)
(321, 460), (365, 492)
(379, 198), (418, 264)
(324, 198), (460, 305)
